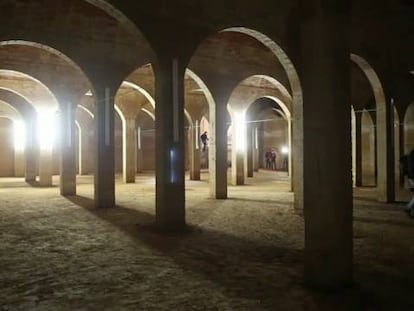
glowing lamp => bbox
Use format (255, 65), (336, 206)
(281, 146), (289, 155)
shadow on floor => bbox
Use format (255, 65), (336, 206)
(354, 215), (414, 228)
(226, 197), (294, 206)
(62, 195), (414, 310)
(26, 180), (58, 188)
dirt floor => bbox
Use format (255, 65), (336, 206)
(0, 170), (413, 311)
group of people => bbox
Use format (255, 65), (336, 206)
(401, 149), (414, 217)
(265, 149), (278, 170)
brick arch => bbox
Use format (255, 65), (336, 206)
(0, 1), (154, 85)
(0, 41), (93, 112)
(227, 74), (292, 117)
(0, 100), (21, 121)
(191, 26), (302, 200)
(82, 0), (148, 41)
(119, 65), (195, 126)
(0, 69), (58, 111)
(0, 87), (36, 119)
(351, 53), (389, 201)
(185, 68), (216, 115)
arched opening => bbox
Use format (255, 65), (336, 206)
(351, 53), (390, 201)
(188, 27), (302, 204)
(226, 74), (293, 192)
(0, 41), (94, 196)
(0, 70), (59, 187)
(75, 104), (95, 176)
(361, 109), (377, 187)
(137, 109), (156, 172)
(183, 69), (213, 183)
(199, 116), (210, 170)
(246, 97), (290, 176)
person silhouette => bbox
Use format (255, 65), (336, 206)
(200, 131), (208, 152)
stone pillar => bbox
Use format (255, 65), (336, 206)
(77, 123), (92, 176)
(60, 102), (77, 196)
(189, 122), (201, 180)
(253, 127), (260, 172)
(136, 126), (143, 173)
(25, 118), (37, 182)
(154, 58), (186, 230)
(377, 97), (395, 202)
(246, 124), (254, 178)
(76, 124), (83, 175)
(94, 86), (115, 208)
(231, 117), (245, 186)
(209, 94), (228, 199)
(287, 118), (293, 191)
(38, 149), (53, 186)
(355, 113), (363, 187)
(123, 117), (137, 183)
(300, 1), (353, 290)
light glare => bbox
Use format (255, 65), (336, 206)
(235, 111), (246, 151)
(14, 120), (26, 152)
(37, 109), (57, 151)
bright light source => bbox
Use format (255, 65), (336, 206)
(85, 90), (93, 96)
(14, 120), (26, 152)
(235, 111), (246, 151)
(281, 146), (289, 154)
(37, 109), (57, 151)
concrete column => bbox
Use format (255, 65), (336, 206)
(136, 126), (143, 173)
(300, 1), (353, 290)
(78, 124), (92, 175)
(377, 98), (395, 202)
(189, 122), (200, 180)
(154, 58), (186, 230)
(123, 117), (137, 183)
(246, 124), (254, 178)
(287, 118), (293, 191)
(38, 149), (53, 186)
(355, 113), (363, 187)
(231, 117), (245, 186)
(95, 86), (115, 208)
(76, 124), (83, 175)
(60, 102), (77, 196)
(209, 94), (228, 199)
(25, 118), (37, 182)
(253, 127), (260, 172)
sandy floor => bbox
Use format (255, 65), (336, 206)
(0, 171), (413, 310)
